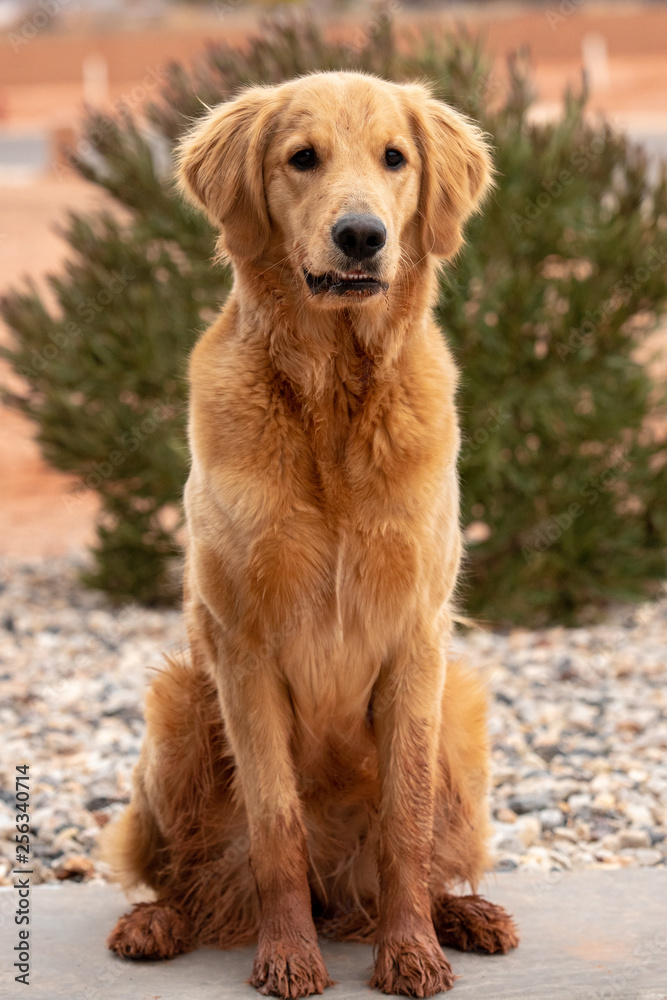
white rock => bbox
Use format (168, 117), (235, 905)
(539, 808), (565, 830)
(629, 848), (663, 866)
(568, 793), (592, 813)
(552, 826), (578, 843)
(515, 815), (541, 847)
(592, 792), (616, 812)
(618, 829), (652, 849)
(623, 803), (654, 826)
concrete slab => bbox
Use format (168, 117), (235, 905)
(1, 871), (666, 1000)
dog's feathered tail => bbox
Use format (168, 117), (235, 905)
(101, 655), (261, 948)
(99, 769), (165, 894)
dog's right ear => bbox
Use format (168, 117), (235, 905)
(402, 83), (494, 260)
(177, 87), (281, 262)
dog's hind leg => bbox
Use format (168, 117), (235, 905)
(102, 766), (195, 959)
(432, 893), (519, 954)
(99, 755), (168, 895)
(103, 655), (259, 958)
(430, 658), (519, 957)
(107, 900), (193, 960)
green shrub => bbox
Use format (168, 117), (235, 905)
(2, 17), (666, 622)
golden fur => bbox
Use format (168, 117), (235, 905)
(103, 71), (518, 997)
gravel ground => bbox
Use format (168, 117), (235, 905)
(1, 557), (666, 888)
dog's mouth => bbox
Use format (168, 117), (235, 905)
(304, 269), (388, 297)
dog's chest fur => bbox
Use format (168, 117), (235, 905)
(187, 308), (460, 721)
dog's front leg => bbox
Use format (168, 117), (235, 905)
(370, 637), (455, 997)
(212, 640), (333, 998)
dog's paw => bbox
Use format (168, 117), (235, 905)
(250, 941), (333, 998)
(371, 935), (456, 997)
(107, 900), (193, 960)
(432, 894), (519, 955)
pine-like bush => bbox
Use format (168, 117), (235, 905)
(2, 17), (666, 621)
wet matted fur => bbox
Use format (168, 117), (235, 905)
(103, 71), (519, 997)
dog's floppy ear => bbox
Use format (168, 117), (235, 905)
(405, 86), (494, 259)
(177, 86), (281, 261)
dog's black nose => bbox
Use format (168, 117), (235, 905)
(331, 214), (387, 261)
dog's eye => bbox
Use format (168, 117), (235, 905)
(385, 148), (405, 169)
(290, 148), (317, 171)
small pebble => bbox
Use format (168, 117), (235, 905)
(553, 826), (579, 844)
(54, 854), (96, 881)
(539, 808), (565, 830)
(515, 815), (541, 847)
(568, 792), (592, 813)
(618, 829), (652, 850)
(495, 807), (518, 824)
(628, 848), (663, 866)
(507, 792), (552, 815)
(592, 792), (616, 812)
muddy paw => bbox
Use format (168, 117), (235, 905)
(432, 894), (519, 954)
(250, 941), (333, 998)
(107, 900), (193, 960)
(371, 935), (456, 997)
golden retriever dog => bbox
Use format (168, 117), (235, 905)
(103, 71), (519, 997)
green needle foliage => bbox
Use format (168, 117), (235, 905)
(2, 16), (666, 622)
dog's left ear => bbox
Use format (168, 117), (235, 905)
(405, 87), (494, 259)
(177, 86), (282, 262)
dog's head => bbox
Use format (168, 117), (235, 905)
(178, 72), (492, 308)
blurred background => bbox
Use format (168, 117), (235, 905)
(2, 0), (667, 893)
